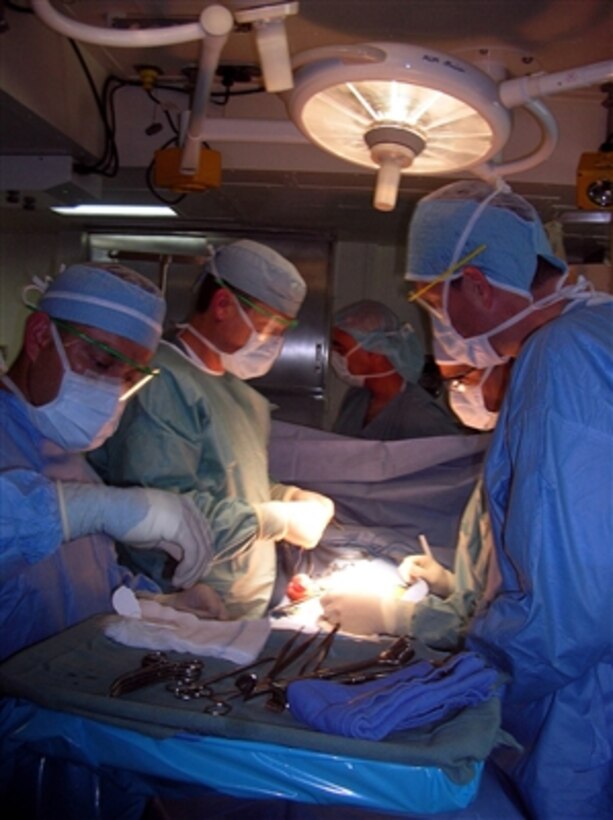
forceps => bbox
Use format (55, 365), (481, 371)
(165, 654), (276, 715)
(109, 651), (203, 698)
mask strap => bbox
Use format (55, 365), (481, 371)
(433, 179), (508, 316)
(448, 179), (509, 272)
(0, 373), (27, 402)
(470, 276), (584, 343)
(344, 341), (362, 360)
(364, 368), (397, 381)
(49, 322), (71, 374)
(181, 323), (225, 358)
(21, 275), (55, 310)
(477, 365), (495, 388)
(232, 294), (260, 337)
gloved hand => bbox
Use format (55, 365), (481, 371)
(56, 482), (213, 589)
(254, 497), (334, 549)
(284, 487), (335, 522)
(398, 554), (454, 598)
(282, 499), (334, 549)
(321, 590), (411, 636)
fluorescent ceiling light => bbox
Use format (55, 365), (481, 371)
(51, 204), (178, 217)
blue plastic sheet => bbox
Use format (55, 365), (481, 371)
(1, 699), (482, 815)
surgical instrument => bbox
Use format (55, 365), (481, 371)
(165, 654), (276, 701)
(109, 652), (203, 698)
(109, 651), (275, 700)
(250, 634), (414, 709)
(418, 533), (434, 559)
(265, 635), (415, 712)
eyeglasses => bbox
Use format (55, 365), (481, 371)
(52, 318), (159, 400)
(442, 367), (481, 385)
(215, 278), (298, 334)
(407, 243), (487, 304)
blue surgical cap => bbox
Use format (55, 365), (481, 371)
(212, 240), (306, 318)
(334, 300), (424, 383)
(405, 180), (567, 297)
(38, 263), (165, 351)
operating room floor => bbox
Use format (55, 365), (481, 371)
(143, 761), (529, 819)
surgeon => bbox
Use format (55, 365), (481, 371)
(331, 300), (462, 439)
(90, 240), (335, 619)
(403, 179), (613, 819)
(0, 262), (217, 663)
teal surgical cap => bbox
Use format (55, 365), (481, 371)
(212, 240), (306, 318)
(38, 262), (165, 351)
(405, 180), (567, 297)
(335, 300), (424, 383)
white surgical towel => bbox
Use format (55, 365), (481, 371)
(104, 588), (270, 664)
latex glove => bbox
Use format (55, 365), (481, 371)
(56, 482), (213, 589)
(254, 498), (333, 548)
(398, 554), (455, 598)
(284, 487), (335, 522)
(282, 499), (334, 549)
(152, 583), (229, 620)
(321, 590), (411, 636)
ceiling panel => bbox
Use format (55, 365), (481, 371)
(0, 0), (611, 254)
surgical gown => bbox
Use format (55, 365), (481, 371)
(467, 297), (613, 818)
(0, 389), (155, 662)
(333, 383), (462, 440)
(89, 341), (291, 619)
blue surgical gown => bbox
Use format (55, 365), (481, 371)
(0, 389), (155, 662)
(468, 298), (613, 818)
(333, 382), (462, 440)
(89, 341), (287, 619)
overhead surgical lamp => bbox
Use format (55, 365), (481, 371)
(285, 44), (613, 211)
(31, 0), (298, 180)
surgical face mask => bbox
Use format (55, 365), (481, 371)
(430, 273), (591, 370)
(330, 350), (366, 388)
(2, 324), (125, 452)
(330, 344), (396, 388)
(221, 298), (284, 379)
(184, 300), (284, 380)
(448, 367), (498, 431)
(431, 280), (511, 369)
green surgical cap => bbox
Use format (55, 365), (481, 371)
(335, 300), (424, 383)
(212, 240), (306, 318)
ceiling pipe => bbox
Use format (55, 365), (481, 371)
(180, 6), (234, 175)
(31, 0), (207, 47)
(499, 60), (613, 108)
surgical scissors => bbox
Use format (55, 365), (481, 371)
(165, 654), (276, 707)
